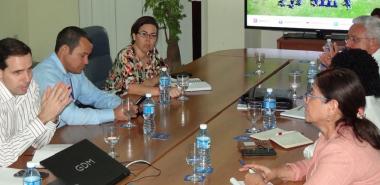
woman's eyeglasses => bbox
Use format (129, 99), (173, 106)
(304, 92), (329, 102)
(137, 31), (157, 39)
(345, 35), (372, 44)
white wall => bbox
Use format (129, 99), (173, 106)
(203, 0), (245, 54)
(79, 0), (193, 65)
(0, 0), (283, 63)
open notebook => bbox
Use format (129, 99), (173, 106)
(251, 128), (313, 149)
(172, 78), (212, 92)
(280, 105), (305, 120)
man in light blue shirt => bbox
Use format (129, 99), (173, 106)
(33, 26), (133, 126)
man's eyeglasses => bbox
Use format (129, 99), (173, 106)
(345, 35), (372, 44)
(304, 92), (330, 102)
(137, 31), (157, 39)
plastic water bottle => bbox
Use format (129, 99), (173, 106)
(323, 38), (333, 52)
(23, 161), (41, 185)
(159, 67), (170, 105)
(143, 93), (155, 136)
(196, 124), (211, 174)
(263, 88), (276, 130)
(307, 61), (318, 93)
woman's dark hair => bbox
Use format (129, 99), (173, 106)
(331, 48), (380, 97)
(316, 68), (380, 150)
(0, 38), (31, 70)
(371, 8), (380, 18)
(130, 16), (159, 44)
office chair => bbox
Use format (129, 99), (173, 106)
(83, 26), (112, 90)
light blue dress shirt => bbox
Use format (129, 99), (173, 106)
(33, 53), (121, 126)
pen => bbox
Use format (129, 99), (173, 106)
(239, 159), (256, 174)
(276, 130), (295, 136)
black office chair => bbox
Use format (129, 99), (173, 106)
(83, 26), (112, 90)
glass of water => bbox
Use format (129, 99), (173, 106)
(185, 143), (203, 182)
(120, 97), (136, 128)
(254, 52), (266, 75)
(177, 74), (190, 101)
(247, 100), (262, 133)
(289, 71), (301, 101)
(103, 125), (119, 158)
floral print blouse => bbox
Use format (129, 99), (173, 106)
(105, 45), (163, 95)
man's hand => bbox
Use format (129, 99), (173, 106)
(319, 42), (340, 68)
(38, 83), (72, 124)
(169, 87), (181, 98)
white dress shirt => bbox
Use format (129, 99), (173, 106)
(0, 80), (56, 167)
(365, 96), (380, 131)
(372, 48), (380, 74)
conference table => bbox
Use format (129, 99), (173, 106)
(11, 48), (321, 185)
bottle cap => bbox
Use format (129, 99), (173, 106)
(310, 60), (316, 65)
(200, 124), (207, 129)
(266, 88), (273, 93)
(161, 67), (167, 72)
(146, 93), (152, 98)
(26, 161), (36, 168)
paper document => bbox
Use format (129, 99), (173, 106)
(0, 167), (23, 185)
(251, 128), (313, 149)
(186, 81), (212, 91)
(171, 78), (212, 92)
(32, 144), (72, 167)
(280, 105), (305, 120)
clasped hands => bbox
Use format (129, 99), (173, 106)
(239, 163), (275, 185)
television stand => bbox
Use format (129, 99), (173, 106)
(277, 36), (345, 51)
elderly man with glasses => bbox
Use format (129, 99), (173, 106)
(320, 16), (380, 74)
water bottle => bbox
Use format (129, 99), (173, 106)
(23, 161), (41, 185)
(159, 67), (171, 105)
(323, 38), (333, 52)
(263, 88), (276, 130)
(196, 124), (211, 174)
(307, 61), (318, 93)
(143, 93), (155, 136)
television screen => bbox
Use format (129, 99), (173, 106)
(245, 0), (379, 32)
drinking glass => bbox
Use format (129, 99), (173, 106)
(185, 143), (203, 182)
(120, 97), (136, 128)
(103, 125), (119, 158)
(177, 74), (189, 101)
(289, 71), (301, 101)
(254, 52), (266, 75)
(247, 100), (262, 133)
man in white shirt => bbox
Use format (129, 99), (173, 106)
(320, 16), (380, 74)
(0, 38), (71, 167)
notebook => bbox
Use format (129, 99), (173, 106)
(251, 128), (313, 149)
(171, 78), (212, 92)
(186, 81), (212, 91)
(40, 139), (130, 185)
(280, 105), (305, 119)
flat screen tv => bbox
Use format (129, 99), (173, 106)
(245, 0), (379, 33)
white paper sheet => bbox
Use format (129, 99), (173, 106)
(0, 167), (23, 185)
(32, 144), (72, 168)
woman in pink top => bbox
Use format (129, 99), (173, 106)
(240, 68), (380, 185)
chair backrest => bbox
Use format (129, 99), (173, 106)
(83, 26), (112, 89)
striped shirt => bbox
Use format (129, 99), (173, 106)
(0, 80), (56, 167)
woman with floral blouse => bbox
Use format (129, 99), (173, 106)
(105, 16), (180, 97)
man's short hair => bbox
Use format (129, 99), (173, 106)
(331, 48), (380, 97)
(353, 16), (380, 44)
(0, 38), (31, 70)
(54, 26), (92, 54)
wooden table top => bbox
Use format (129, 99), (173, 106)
(9, 49), (319, 185)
